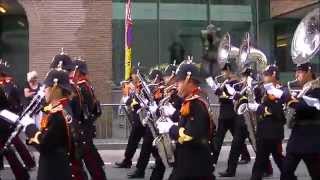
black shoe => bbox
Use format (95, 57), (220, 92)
(263, 172), (273, 178)
(127, 170), (145, 179)
(238, 159), (251, 165)
(114, 161), (132, 168)
(219, 171), (235, 177)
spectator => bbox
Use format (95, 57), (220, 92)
(24, 71), (40, 105)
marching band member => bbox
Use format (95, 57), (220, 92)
(19, 69), (73, 180)
(0, 61), (32, 180)
(247, 65), (285, 180)
(50, 52), (88, 179)
(72, 59), (107, 180)
(158, 62), (215, 180)
(128, 69), (165, 179)
(115, 68), (146, 169)
(280, 63), (320, 180)
(212, 63), (249, 177)
(163, 64), (182, 123)
(235, 67), (275, 177)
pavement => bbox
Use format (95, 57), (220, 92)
(0, 145), (312, 180)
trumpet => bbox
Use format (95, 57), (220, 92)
(0, 85), (45, 154)
(297, 77), (320, 98)
(214, 74), (225, 85)
(287, 79), (301, 96)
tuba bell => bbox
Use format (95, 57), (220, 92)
(291, 8), (320, 65)
(214, 33), (239, 86)
(218, 32), (239, 68)
(236, 32), (268, 115)
(285, 7), (320, 125)
(238, 32), (268, 78)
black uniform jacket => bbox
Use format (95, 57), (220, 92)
(255, 85), (286, 140)
(0, 78), (21, 141)
(25, 98), (72, 180)
(77, 79), (97, 140)
(286, 87), (320, 153)
(169, 95), (213, 178)
(215, 79), (240, 120)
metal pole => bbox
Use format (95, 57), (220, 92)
(157, 0), (160, 65)
(207, 0), (211, 24)
(256, 0), (260, 45)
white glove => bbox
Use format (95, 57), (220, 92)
(248, 102), (260, 111)
(160, 103), (176, 117)
(20, 115), (35, 132)
(264, 83), (283, 98)
(139, 98), (149, 108)
(225, 84), (236, 96)
(121, 96), (130, 104)
(156, 119), (174, 134)
(247, 76), (253, 88)
(302, 95), (320, 110)
(206, 77), (218, 91)
(0, 110), (19, 124)
(149, 102), (158, 114)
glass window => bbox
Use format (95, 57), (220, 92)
(0, 9), (28, 86)
(112, 0), (258, 84)
(159, 0), (208, 65)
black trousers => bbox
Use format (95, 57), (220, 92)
(251, 139), (284, 180)
(136, 128), (165, 180)
(12, 136), (36, 169)
(82, 141), (107, 180)
(123, 113), (146, 163)
(0, 141), (29, 180)
(213, 115), (248, 173)
(280, 153), (320, 180)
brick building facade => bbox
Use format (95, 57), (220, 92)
(16, 0), (113, 138)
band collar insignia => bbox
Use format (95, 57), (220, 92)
(44, 98), (69, 113)
(181, 87), (201, 117)
(77, 79), (88, 85)
(184, 87), (201, 101)
(185, 94), (200, 101)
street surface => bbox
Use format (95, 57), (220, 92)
(0, 145), (312, 180)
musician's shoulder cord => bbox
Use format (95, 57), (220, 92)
(42, 104), (73, 152)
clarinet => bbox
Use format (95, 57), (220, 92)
(0, 85), (45, 154)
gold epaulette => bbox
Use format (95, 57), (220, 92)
(131, 98), (139, 108)
(177, 127), (193, 144)
(288, 98), (299, 107)
(239, 96), (248, 102)
(43, 104), (63, 114)
(264, 106), (272, 116)
(28, 131), (42, 145)
(219, 91), (229, 99)
(185, 94), (200, 101)
(77, 80), (87, 85)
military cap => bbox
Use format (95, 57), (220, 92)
(221, 62), (232, 71)
(241, 67), (253, 77)
(73, 59), (88, 74)
(263, 64), (279, 79)
(296, 62), (312, 72)
(44, 70), (72, 92)
(50, 50), (74, 71)
(175, 62), (202, 83)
